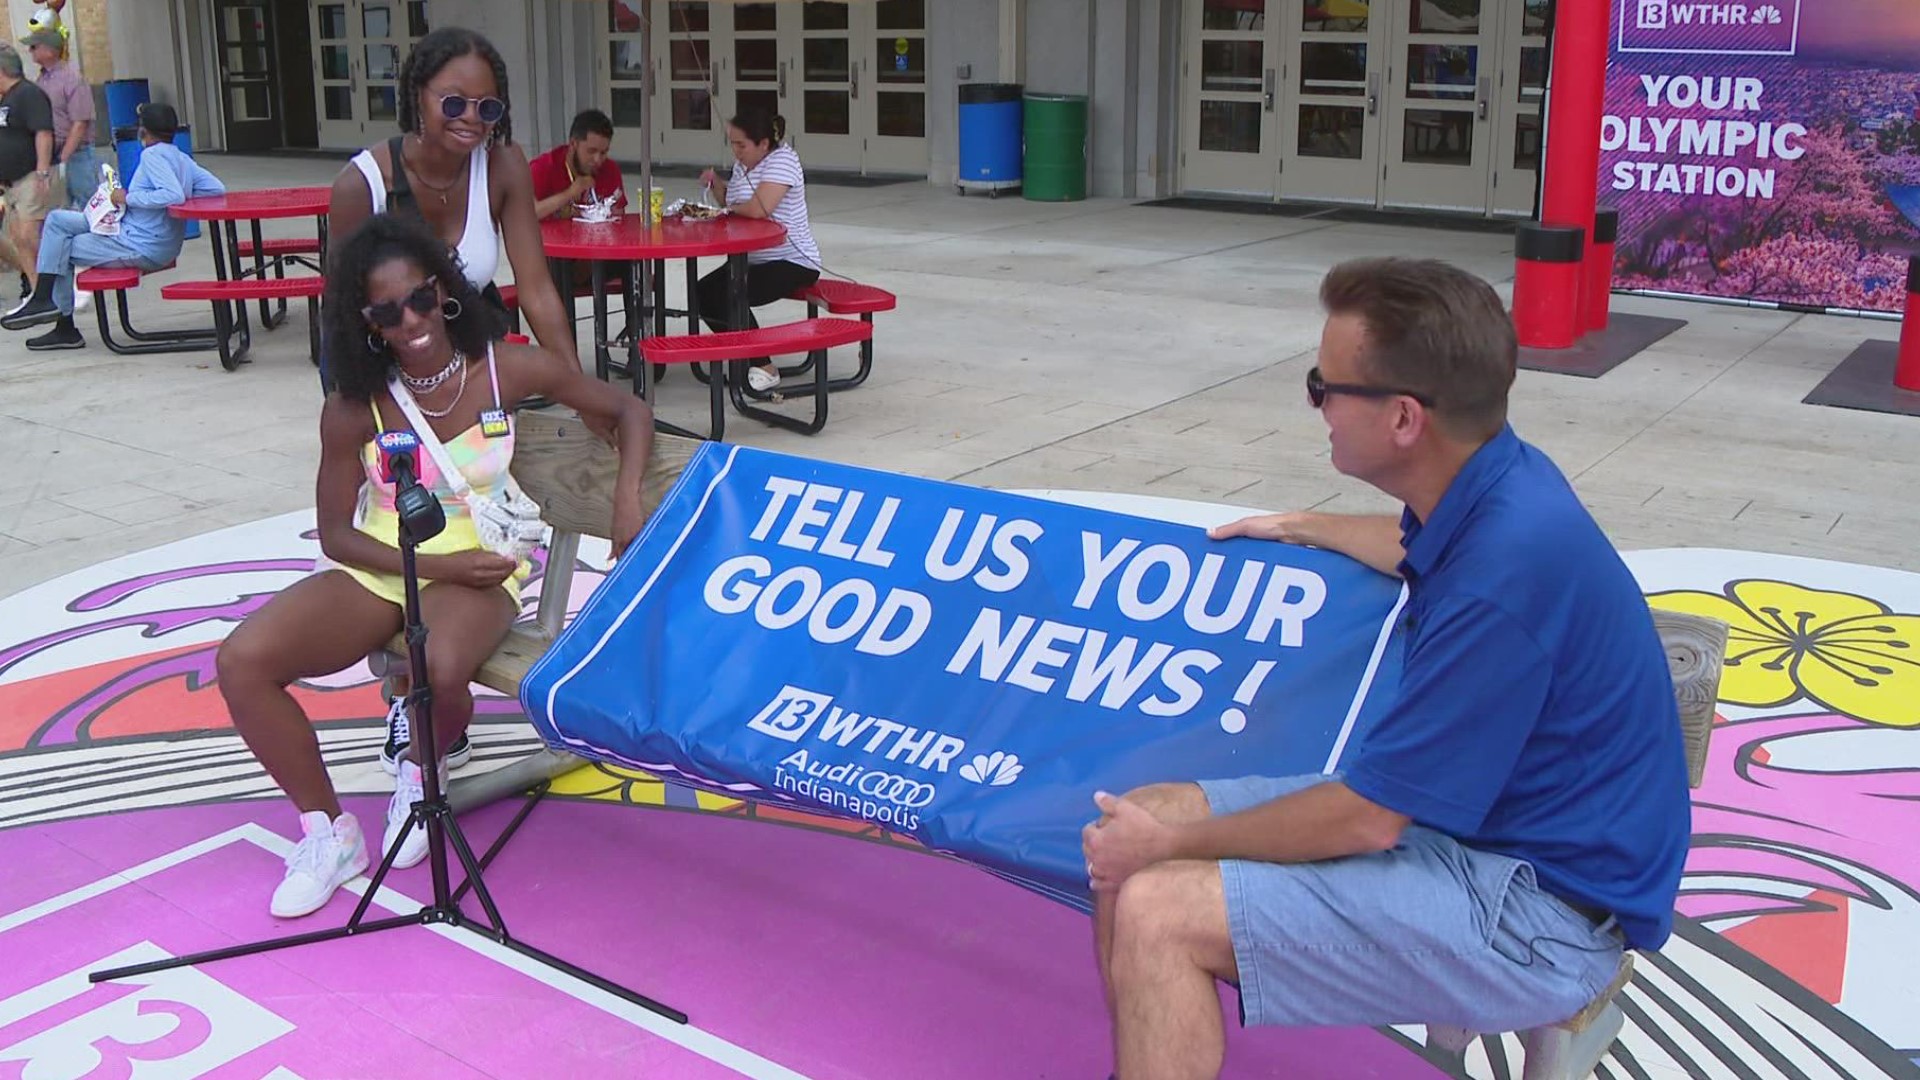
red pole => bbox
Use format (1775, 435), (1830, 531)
(1584, 208), (1618, 333)
(1515, 0), (1609, 344)
(1514, 223), (1585, 349)
(1898, 256), (1920, 392)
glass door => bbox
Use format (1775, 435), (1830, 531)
(311, 2), (361, 148)
(1279, 0), (1386, 203)
(1489, 0), (1547, 215)
(1379, 0), (1496, 211)
(604, 0), (651, 162)
(1178, 0), (1281, 197)
(646, 0), (727, 164)
(216, 1), (278, 152)
(864, 0), (928, 173)
(308, 0), (425, 150)
(782, 0), (861, 169)
(730, 2), (782, 128)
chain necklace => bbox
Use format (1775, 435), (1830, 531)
(411, 355), (470, 419)
(404, 134), (467, 205)
(398, 350), (462, 393)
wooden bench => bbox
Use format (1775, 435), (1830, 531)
(160, 276), (325, 372)
(638, 317), (872, 439)
(781, 280), (896, 391)
(1423, 607), (1729, 1080)
(76, 264), (220, 356)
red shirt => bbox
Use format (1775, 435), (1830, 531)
(528, 143), (626, 219)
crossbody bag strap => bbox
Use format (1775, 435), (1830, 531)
(386, 377), (474, 501)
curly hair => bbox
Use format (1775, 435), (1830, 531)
(397, 26), (511, 146)
(323, 213), (504, 404)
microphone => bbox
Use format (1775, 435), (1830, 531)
(376, 429), (422, 487)
(375, 430), (446, 544)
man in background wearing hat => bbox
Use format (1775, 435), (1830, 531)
(25, 29), (93, 209)
(2, 102), (223, 349)
(0, 43), (55, 315)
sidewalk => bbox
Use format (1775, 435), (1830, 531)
(3, 151), (1915, 600)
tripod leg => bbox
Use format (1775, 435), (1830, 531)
(440, 809), (509, 937)
(91, 913), (424, 982)
(347, 801), (431, 928)
(454, 781), (550, 906)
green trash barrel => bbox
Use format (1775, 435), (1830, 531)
(1022, 93), (1087, 202)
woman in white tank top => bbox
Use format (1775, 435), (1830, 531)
(322, 27), (578, 396)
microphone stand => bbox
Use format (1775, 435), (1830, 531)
(89, 451), (685, 1027)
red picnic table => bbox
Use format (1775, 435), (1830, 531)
(539, 214), (787, 437)
(169, 187), (330, 369)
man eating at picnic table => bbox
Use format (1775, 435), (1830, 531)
(528, 108), (625, 221)
(3, 102), (224, 350)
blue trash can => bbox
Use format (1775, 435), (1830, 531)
(957, 83), (1023, 197)
(104, 79), (149, 131)
(113, 123), (200, 239)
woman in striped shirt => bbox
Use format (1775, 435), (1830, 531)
(698, 109), (821, 393)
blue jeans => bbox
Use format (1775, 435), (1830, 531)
(36, 209), (166, 315)
(62, 145), (98, 207)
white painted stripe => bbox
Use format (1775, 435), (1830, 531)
(234, 824), (810, 1079)
(0, 824), (809, 1078)
(0, 825), (258, 935)
(1322, 582), (1408, 774)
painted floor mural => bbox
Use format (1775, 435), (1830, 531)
(1, 511), (1916, 1079)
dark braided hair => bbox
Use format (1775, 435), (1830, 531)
(397, 26), (511, 146)
(324, 213), (504, 404)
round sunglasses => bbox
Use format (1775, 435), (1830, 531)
(363, 277), (441, 328)
(1306, 365), (1434, 409)
(436, 92), (507, 125)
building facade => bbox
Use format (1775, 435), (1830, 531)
(107, 0), (1544, 217)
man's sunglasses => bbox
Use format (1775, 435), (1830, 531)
(1306, 366), (1434, 409)
(437, 92), (507, 125)
(363, 277), (441, 328)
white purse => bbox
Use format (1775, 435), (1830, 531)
(388, 376), (548, 561)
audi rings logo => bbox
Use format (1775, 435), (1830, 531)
(856, 771), (936, 808)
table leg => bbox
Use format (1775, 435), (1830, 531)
(249, 218), (287, 331)
(591, 260), (613, 383)
(625, 260), (646, 398)
(212, 220), (252, 365)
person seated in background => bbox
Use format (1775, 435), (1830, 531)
(2, 102), (222, 349)
(697, 109), (821, 393)
(528, 108), (625, 221)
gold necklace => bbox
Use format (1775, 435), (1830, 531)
(404, 136), (467, 206)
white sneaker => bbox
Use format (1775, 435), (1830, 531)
(270, 811), (369, 918)
(747, 365), (780, 393)
(383, 760), (430, 869)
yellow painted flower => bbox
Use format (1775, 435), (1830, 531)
(1650, 579), (1920, 728)
(547, 760), (668, 806)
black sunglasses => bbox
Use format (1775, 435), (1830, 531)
(363, 277), (440, 328)
(1306, 366), (1434, 409)
(437, 92), (507, 125)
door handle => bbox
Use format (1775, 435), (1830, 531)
(779, 59), (787, 98)
(1262, 68), (1275, 112)
(1476, 76), (1490, 119)
(851, 61), (859, 100)
(1366, 72), (1379, 116)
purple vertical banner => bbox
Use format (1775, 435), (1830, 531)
(1601, 0), (1920, 312)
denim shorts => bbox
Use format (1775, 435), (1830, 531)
(1199, 774), (1625, 1033)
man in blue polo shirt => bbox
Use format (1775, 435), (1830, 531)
(1081, 257), (1690, 1079)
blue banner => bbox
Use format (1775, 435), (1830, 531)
(520, 444), (1408, 908)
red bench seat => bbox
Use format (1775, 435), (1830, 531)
(637, 318), (871, 439)
(236, 237), (322, 258)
